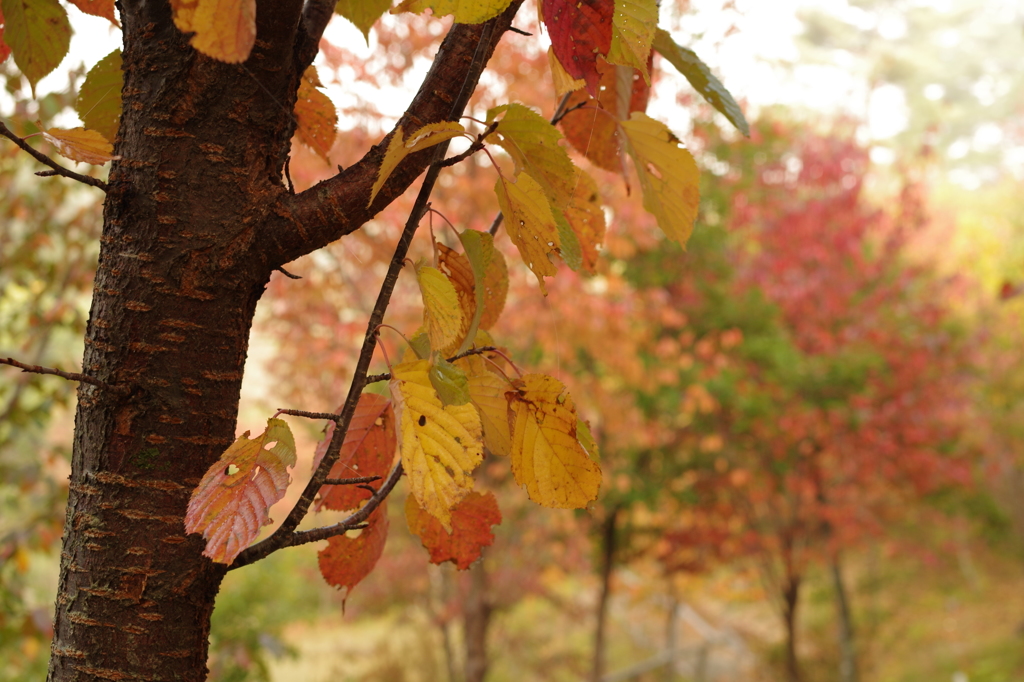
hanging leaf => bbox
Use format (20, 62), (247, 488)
(185, 418), (297, 564)
(507, 374), (601, 508)
(494, 172), (560, 294)
(436, 242), (476, 356)
(619, 113), (701, 245)
(562, 169), (605, 273)
(390, 359), (483, 531)
(318, 504), (389, 604)
(2, 0), (72, 95)
(41, 126), (119, 165)
(171, 0), (256, 64)
(653, 28), (749, 137)
(391, 0), (513, 24)
(313, 394), (396, 512)
(429, 357), (472, 406)
(334, 0), (392, 40)
(294, 66), (337, 164)
(478, 246), (508, 330)
(406, 491), (502, 570)
(66, 0), (117, 24)
(605, 0), (656, 82)
(369, 121), (465, 206)
(75, 49), (122, 143)
(0, 6), (10, 65)
(542, 0), (614, 99)
(416, 262), (464, 354)
(460, 362), (512, 457)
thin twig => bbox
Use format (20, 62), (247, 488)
(1, 357), (128, 394)
(0, 121), (109, 192)
(365, 345), (500, 384)
(275, 266), (302, 279)
(323, 476), (382, 485)
(507, 26), (532, 36)
(436, 121), (499, 169)
(276, 408), (341, 421)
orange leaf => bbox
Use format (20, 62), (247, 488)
(294, 66), (337, 164)
(66, 0), (117, 25)
(318, 504), (389, 604)
(172, 0), (256, 64)
(41, 126), (118, 165)
(313, 393), (396, 512)
(406, 491), (501, 570)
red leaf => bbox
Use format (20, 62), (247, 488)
(66, 0), (118, 25)
(405, 491), (502, 570)
(313, 393), (396, 512)
(0, 6), (11, 65)
(318, 504), (389, 604)
(542, 0), (614, 99)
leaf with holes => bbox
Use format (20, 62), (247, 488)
(390, 359), (483, 531)
(2, 0), (71, 95)
(318, 504), (389, 605)
(542, 0), (614, 98)
(295, 66), (338, 164)
(620, 113), (701, 245)
(313, 393), (396, 512)
(335, 0), (391, 40)
(171, 0), (256, 64)
(605, 0), (656, 82)
(391, 0), (513, 24)
(185, 418), (297, 564)
(370, 121), (465, 206)
(76, 49), (122, 143)
(66, 0), (117, 24)
(494, 172), (560, 294)
(406, 490), (502, 569)
(507, 374), (601, 508)
(42, 126), (119, 165)
(416, 261), (463, 354)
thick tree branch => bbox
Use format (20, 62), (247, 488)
(1, 357), (129, 394)
(294, 0), (336, 71)
(0, 121), (109, 191)
(257, 1), (524, 266)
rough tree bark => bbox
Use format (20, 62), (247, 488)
(46, 1), (523, 679)
(590, 506), (620, 682)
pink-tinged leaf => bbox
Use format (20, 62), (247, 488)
(313, 393), (396, 512)
(318, 504), (389, 604)
(542, 0), (614, 99)
(0, 6), (11, 64)
(185, 418), (296, 564)
(406, 491), (501, 570)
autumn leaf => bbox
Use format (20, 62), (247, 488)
(313, 393), (396, 512)
(494, 172), (560, 294)
(335, 0), (392, 40)
(619, 113), (701, 245)
(2, 0), (71, 95)
(436, 242), (476, 355)
(478, 245), (508, 330)
(406, 491), (501, 569)
(507, 374), (601, 508)
(76, 49), (122, 143)
(605, 0), (656, 82)
(547, 46), (584, 97)
(542, 0), (614, 99)
(294, 66), (338, 164)
(416, 261), (464, 353)
(42, 126), (119, 165)
(185, 418), (297, 564)
(392, 0), (513, 24)
(562, 169), (605, 273)
(318, 504), (389, 604)
(370, 121), (465, 206)
(0, 6), (10, 65)
(460, 362), (512, 457)
(66, 0), (117, 24)
(653, 29), (749, 137)
(171, 0), (255, 64)
(429, 357), (472, 406)
(390, 359), (483, 531)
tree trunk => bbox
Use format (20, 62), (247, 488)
(590, 506), (620, 682)
(830, 557), (859, 682)
(464, 560), (493, 682)
(782, 575), (802, 682)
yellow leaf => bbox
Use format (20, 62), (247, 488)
(494, 172), (560, 294)
(334, 0), (392, 40)
(416, 262), (463, 354)
(390, 360), (483, 531)
(478, 244), (508, 330)
(369, 121), (465, 206)
(507, 374), (601, 508)
(295, 66), (337, 164)
(41, 126), (118, 165)
(563, 169), (606, 273)
(619, 113), (700, 246)
(464, 365), (512, 457)
(606, 0), (657, 83)
(172, 0), (256, 64)
(436, 243), (476, 356)
(392, 0), (513, 24)
(185, 418), (296, 563)
(548, 47), (584, 97)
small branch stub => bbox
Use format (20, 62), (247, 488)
(1, 357), (128, 394)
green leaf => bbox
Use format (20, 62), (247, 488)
(2, 0), (72, 96)
(653, 28), (749, 137)
(429, 358), (471, 406)
(392, 0), (513, 24)
(334, 0), (392, 40)
(606, 0), (657, 83)
(76, 49), (122, 143)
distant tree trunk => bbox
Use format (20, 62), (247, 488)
(591, 506), (620, 682)
(831, 557), (859, 682)
(782, 574), (802, 682)
(464, 560), (493, 682)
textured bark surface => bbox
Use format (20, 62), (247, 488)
(47, 1), (523, 679)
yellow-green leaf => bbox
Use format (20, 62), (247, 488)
(172, 0), (255, 64)
(2, 0), (71, 95)
(295, 66), (337, 164)
(185, 418), (297, 564)
(429, 357), (471, 406)
(369, 121), (465, 206)
(562, 169), (605, 273)
(619, 113), (700, 246)
(605, 0), (656, 83)
(494, 171), (560, 294)
(506, 374), (601, 508)
(390, 359), (483, 531)
(42, 126), (118, 165)
(391, 0), (513, 24)
(75, 49), (122, 143)
(416, 262), (463, 354)
(335, 0), (392, 40)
